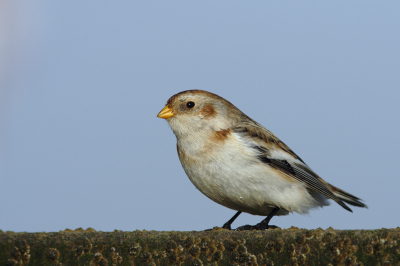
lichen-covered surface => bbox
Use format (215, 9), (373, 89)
(0, 227), (399, 266)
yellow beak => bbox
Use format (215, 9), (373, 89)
(157, 105), (175, 119)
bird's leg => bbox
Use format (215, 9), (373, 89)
(222, 211), (242, 230)
(235, 207), (280, 231)
(204, 211), (242, 231)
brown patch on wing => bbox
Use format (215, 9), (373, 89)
(200, 104), (216, 118)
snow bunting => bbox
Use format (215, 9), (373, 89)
(157, 90), (367, 230)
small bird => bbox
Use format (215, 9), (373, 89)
(157, 90), (367, 230)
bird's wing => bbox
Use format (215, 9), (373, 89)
(233, 125), (353, 212)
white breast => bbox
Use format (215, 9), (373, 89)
(177, 131), (328, 216)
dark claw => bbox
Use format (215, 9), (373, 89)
(235, 207), (280, 231)
(222, 223), (232, 230)
(206, 207), (280, 232)
(220, 211), (242, 230)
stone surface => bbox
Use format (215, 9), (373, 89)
(0, 227), (399, 265)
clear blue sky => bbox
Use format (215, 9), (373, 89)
(1, 1), (399, 232)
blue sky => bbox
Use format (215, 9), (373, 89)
(1, 1), (399, 232)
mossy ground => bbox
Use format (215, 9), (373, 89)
(1, 227), (399, 266)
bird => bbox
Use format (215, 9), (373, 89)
(157, 90), (367, 230)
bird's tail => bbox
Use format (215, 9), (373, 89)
(328, 183), (367, 208)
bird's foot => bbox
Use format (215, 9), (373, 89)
(235, 223), (277, 231)
(222, 223), (232, 230)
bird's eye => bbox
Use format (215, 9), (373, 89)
(186, 101), (195, 108)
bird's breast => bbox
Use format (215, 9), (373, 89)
(176, 131), (320, 215)
(176, 132), (272, 213)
